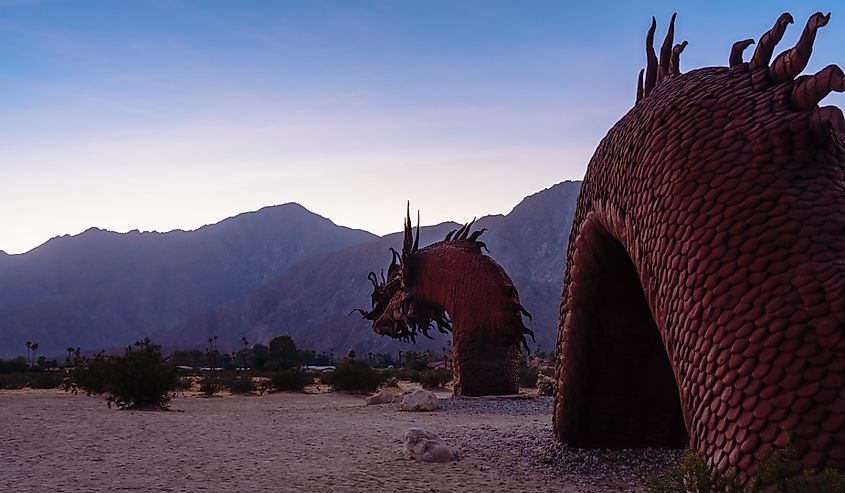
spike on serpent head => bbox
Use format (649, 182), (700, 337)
(635, 12), (844, 140)
(638, 14), (687, 101)
(353, 205), (452, 343)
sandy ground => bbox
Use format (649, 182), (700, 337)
(0, 388), (678, 492)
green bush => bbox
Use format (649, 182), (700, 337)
(65, 339), (178, 409)
(648, 449), (845, 493)
(393, 368), (419, 381)
(175, 376), (193, 391)
(269, 369), (312, 392)
(199, 374), (221, 396)
(64, 351), (113, 395)
(419, 369), (453, 389)
(752, 447), (845, 492)
(318, 370), (334, 385)
(105, 339), (178, 409)
(321, 358), (385, 392)
(0, 370), (63, 389)
(228, 375), (256, 394)
(267, 335), (300, 370)
(28, 372), (64, 389)
(519, 367), (539, 388)
(0, 357), (29, 373)
(648, 452), (742, 493)
(536, 373), (555, 396)
(0, 372), (29, 389)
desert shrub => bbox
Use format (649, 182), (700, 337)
(255, 377), (271, 395)
(104, 338), (177, 409)
(322, 358), (385, 392)
(393, 368), (419, 381)
(401, 351), (435, 371)
(536, 373), (555, 396)
(318, 370), (332, 384)
(399, 368), (422, 383)
(419, 369), (453, 389)
(648, 452), (742, 493)
(648, 449), (845, 493)
(267, 335), (300, 370)
(0, 357), (29, 373)
(752, 447), (845, 492)
(64, 339), (177, 409)
(0, 372), (29, 389)
(228, 375), (256, 394)
(383, 376), (400, 388)
(175, 376), (194, 391)
(519, 367), (539, 388)
(28, 372), (64, 389)
(269, 369), (311, 392)
(775, 470), (845, 493)
(63, 351), (114, 396)
(199, 374), (221, 396)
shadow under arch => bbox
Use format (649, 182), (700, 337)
(556, 216), (688, 448)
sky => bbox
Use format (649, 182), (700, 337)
(1, 1), (843, 254)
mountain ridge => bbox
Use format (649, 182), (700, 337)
(0, 203), (377, 356)
(164, 180), (582, 355)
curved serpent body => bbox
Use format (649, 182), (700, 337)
(356, 208), (533, 396)
(554, 12), (845, 478)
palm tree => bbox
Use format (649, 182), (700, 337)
(241, 337), (249, 368)
(31, 343), (39, 367)
(206, 335), (219, 369)
(25, 341), (32, 367)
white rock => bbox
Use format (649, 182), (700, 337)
(405, 427), (454, 463)
(399, 389), (440, 412)
(365, 389), (396, 405)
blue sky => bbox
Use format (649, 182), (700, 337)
(1, 1), (843, 254)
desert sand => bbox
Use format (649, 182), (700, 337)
(0, 388), (680, 492)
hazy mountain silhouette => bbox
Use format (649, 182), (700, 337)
(165, 181), (581, 356)
(0, 204), (376, 356)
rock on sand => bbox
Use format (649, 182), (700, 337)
(405, 427), (455, 463)
(365, 389), (399, 405)
(399, 389), (440, 412)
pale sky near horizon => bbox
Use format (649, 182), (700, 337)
(1, 1), (843, 254)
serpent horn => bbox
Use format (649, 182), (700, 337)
(750, 12), (793, 69)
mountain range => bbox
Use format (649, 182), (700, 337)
(0, 204), (375, 356)
(0, 181), (581, 357)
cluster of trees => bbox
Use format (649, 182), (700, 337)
(167, 336), (458, 373)
(6, 341), (63, 370)
(170, 335), (334, 370)
(3, 332), (556, 395)
(4, 328), (560, 397)
(54, 333), (421, 406)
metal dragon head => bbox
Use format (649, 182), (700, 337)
(352, 203), (452, 343)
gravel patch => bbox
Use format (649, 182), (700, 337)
(440, 395), (553, 415)
(438, 395), (685, 492)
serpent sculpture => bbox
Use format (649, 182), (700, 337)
(554, 12), (845, 479)
(355, 206), (534, 396)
